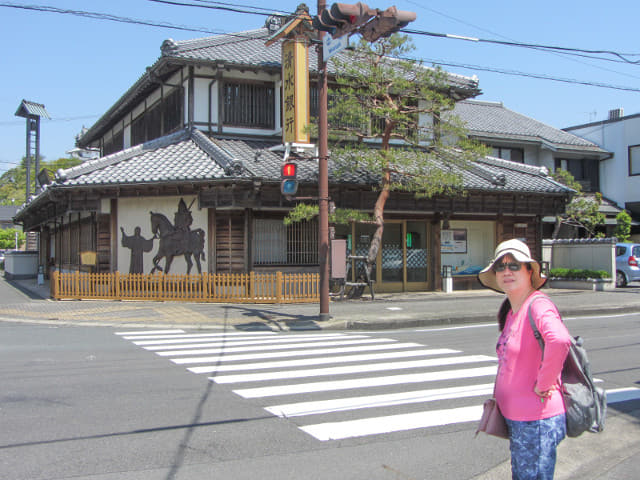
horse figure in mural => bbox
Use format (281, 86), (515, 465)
(149, 212), (205, 274)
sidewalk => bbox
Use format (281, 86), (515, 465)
(2, 276), (640, 330)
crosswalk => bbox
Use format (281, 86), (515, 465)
(115, 328), (498, 440)
(114, 328), (640, 442)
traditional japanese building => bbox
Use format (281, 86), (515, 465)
(14, 14), (581, 293)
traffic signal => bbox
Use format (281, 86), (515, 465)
(312, 2), (376, 39)
(360, 6), (416, 42)
(280, 162), (298, 196)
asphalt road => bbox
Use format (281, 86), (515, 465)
(1, 312), (639, 479)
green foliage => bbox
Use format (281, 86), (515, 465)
(323, 35), (487, 198)
(283, 204), (372, 226)
(0, 228), (25, 250)
(551, 169), (605, 238)
(549, 268), (610, 280)
(614, 210), (632, 242)
(294, 34), (486, 247)
(0, 156), (82, 205)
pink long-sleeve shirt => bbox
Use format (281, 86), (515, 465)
(495, 292), (572, 421)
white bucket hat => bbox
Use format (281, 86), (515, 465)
(477, 239), (546, 293)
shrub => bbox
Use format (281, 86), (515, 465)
(549, 268), (610, 280)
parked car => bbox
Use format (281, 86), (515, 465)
(616, 243), (640, 287)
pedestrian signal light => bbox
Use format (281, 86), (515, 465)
(281, 162), (298, 196)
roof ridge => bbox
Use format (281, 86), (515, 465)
(191, 129), (256, 176)
(477, 156), (549, 176)
(162, 29), (270, 56)
(59, 129), (191, 181)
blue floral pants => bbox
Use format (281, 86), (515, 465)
(505, 414), (566, 480)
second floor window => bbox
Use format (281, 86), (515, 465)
(223, 81), (275, 129)
(555, 158), (600, 192)
(103, 130), (124, 156)
(629, 145), (640, 176)
(491, 146), (524, 163)
(131, 88), (183, 146)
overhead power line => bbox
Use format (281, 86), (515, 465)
(3, 1), (639, 94)
(402, 28), (640, 65)
(409, 56), (640, 93)
(0, 2), (226, 35)
(147, 0), (288, 17)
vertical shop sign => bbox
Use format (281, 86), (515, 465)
(282, 38), (310, 144)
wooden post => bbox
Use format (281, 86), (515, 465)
(51, 270), (58, 299)
(115, 271), (120, 299)
(276, 271), (283, 303)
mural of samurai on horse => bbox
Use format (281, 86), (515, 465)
(150, 198), (206, 274)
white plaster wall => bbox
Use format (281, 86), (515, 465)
(568, 117), (640, 209)
(441, 220), (495, 274)
(193, 77), (214, 125)
(117, 195), (208, 275)
(537, 149), (555, 171)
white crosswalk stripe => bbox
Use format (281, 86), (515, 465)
(117, 329), (500, 440)
(117, 329), (638, 441)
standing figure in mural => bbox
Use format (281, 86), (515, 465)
(120, 226), (155, 274)
(150, 198), (205, 275)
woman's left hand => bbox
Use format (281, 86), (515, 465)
(534, 385), (552, 401)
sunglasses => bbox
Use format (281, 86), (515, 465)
(493, 262), (523, 273)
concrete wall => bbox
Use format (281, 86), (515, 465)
(4, 251), (39, 279)
(542, 238), (616, 277)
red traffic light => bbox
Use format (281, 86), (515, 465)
(282, 162), (297, 177)
(281, 162), (298, 196)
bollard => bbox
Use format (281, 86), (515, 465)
(442, 265), (453, 293)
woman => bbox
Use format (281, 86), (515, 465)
(478, 239), (572, 480)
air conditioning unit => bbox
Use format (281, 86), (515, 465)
(608, 108), (624, 120)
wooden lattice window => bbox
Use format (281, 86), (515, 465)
(223, 81), (275, 129)
(252, 218), (318, 265)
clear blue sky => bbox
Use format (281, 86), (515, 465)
(2, 0), (639, 176)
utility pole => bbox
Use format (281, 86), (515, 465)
(313, 2), (415, 320)
(317, 0), (331, 322)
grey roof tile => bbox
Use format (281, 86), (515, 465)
(58, 129), (572, 196)
(59, 129), (227, 186)
(452, 100), (608, 154)
(15, 99), (51, 119)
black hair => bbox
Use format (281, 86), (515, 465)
(498, 298), (511, 332)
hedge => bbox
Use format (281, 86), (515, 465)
(549, 268), (611, 280)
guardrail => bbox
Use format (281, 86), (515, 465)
(51, 271), (320, 304)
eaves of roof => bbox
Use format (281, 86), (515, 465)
(66, 130), (575, 195)
(16, 130), (573, 223)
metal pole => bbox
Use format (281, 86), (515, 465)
(35, 116), (41, 193)
(317, 0), (330, 321)
(25, 118), (31, 202)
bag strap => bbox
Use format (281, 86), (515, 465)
(527, 295), (546, 358)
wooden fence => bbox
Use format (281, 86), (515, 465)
(51, 271), (320, 303)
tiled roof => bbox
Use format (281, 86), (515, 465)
(452, 100), (609, 154)
(159, 27), (477, 90)
(59, 129), (228, 186)
(14, 99), (51, 119)
(0, 205), (19, 222)
(57, 128), (571, 195)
